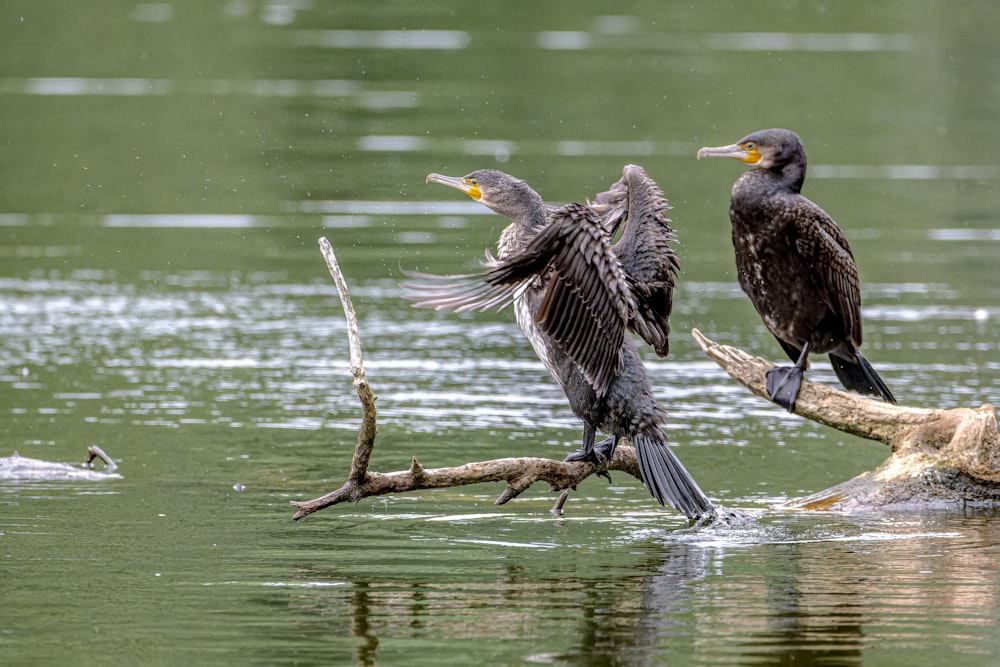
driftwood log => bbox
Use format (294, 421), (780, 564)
(0, 445), (119, 481)
(291, 238), (1000, 519)
(692, 329), (1000, 511)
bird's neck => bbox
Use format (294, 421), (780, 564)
(737, 163), (806, 199)
(497, 209), (548, 258)
(779, 161), (806, 193)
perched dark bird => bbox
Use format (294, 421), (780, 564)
(403, 166), (713, 518)
(697, 128), (896, 411)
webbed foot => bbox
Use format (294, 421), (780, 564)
(766, 366), (804, 412)
(564, 436), (618, 483)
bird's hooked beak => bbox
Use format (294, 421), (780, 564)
(426, 173), (482, 201)
(696, 142), (762, 165)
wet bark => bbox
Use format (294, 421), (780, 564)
(692, 328), (1000, 511)
(86, 445), (117, 473)
(290, 452), (643, 520)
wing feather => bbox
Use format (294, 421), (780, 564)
(790, 196), (863, 346)
(606, 165), (679, 356)
(402, 201), (635, 397)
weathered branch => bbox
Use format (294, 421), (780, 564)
(692, 328), (1000, 510)
(1, 446), (121, 481)
(318, 237), (376, 487)
(291, 238), (635, 521)
(291, 239), (378, 519)
(86, 445), (117, 473)
(292, 451), (644, 519)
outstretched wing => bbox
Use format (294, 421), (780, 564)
(531, 203), (635, 395)
(400, 256), (530, 315)
(402, 202), (635, 397)
(606, 165), (679, 357)
(790, 195), (863, 346)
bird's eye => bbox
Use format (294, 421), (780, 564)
(745, 141), (756, 150)
(466, 177), (478, 186)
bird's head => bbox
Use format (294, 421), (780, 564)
(696, 128), (805, 172)
(426, 169), (545, 221)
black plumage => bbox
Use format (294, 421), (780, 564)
(697, 128), (896, 411)
(403, 166), (713, 518)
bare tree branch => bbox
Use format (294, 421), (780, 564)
(291, 238), (639, 521)
(316, 237), (376, 488)
(291, 451), (644, 520)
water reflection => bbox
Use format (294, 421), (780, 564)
(103, 214), (273, 228)
(274, 513), (1000, 666)
(293, 29), (471, 50)
(812, 164), (996, 180)
(295, 200), (487, 215)
(929, 228), (1000, 241)
(0, 76), (419, 110)
(705, 31), (915, 52)
(16, 77), (173, 96)
(538, 30), (915, 53)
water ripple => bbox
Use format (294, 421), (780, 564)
(293, 29), (471, 50)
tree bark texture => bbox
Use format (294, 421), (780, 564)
(691, 328), (1000, 510)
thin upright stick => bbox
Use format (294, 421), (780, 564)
(318, 237), (376, 485)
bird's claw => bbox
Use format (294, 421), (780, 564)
(563, 446), (607, 466)
(766, 366), (804, 412)
(564, 436), (617, 483)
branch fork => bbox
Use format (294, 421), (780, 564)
(291, 239), (647, 521)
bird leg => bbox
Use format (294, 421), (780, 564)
(593, 435), (620, 462)
(765, 342), (810, 412)
(564, 424), (615, 483)
(589, 436), (620, 483)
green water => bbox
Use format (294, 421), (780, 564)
(2, 2), (999, 665)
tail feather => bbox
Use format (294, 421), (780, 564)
(829, 351), (896, 404)
(633, 430), (713, 519)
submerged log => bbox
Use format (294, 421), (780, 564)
(0, 445), (120, 481)
(692, 328), (1000, 511)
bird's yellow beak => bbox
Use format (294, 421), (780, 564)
(696, 143), (762, 165)
(426, 173), (481, 200)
